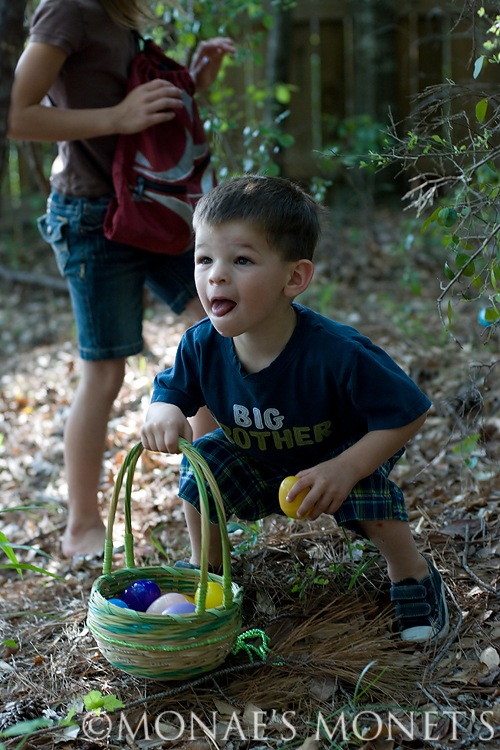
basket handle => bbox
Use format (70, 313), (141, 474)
(102, 440), (234, 613)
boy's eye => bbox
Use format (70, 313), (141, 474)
(235, 256), (252, 266)
(196, 256), (212, 265)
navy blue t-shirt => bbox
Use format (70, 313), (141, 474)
(151, 304), (431, 473)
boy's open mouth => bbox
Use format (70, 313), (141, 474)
(211, 298), (236, 317)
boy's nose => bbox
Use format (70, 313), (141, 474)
(209, 263), (228, 284)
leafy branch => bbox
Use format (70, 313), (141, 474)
(364, 6), (500, 340)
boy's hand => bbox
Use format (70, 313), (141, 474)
(141, 402), (192, 454)
(286, 417), (429, 520)
(288, 457), (358, 520)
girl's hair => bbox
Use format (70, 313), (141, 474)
(193, 175), (322, 261)
(100, 0), (155, 29)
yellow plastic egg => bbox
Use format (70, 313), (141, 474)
(194, 581), (224, 609)
(278, 475), (311, 519)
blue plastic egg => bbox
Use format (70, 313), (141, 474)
(108, 597), (129, 609)
(478, 308), (495, 327)
(163, 601), (197, 615)
(121, 579), (161, 612)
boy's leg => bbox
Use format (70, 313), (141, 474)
(182, 500), (223, 568)
(358, 519), (449, 643)
(62, 358), (125, 557)
(191, 406), (218, 440)
(358, 519), (429, 582)
(176, 431), (280, 569)
(331, 446), (449, 643)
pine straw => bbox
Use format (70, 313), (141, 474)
(0, 519), (438, 741)
(131, 523), (429, 719)
(110, 570), (427, 745)
(225, 587), (424, 713)
(208, 522), (428, 712)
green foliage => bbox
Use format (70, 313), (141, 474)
(287, 563), (330, 599)
(226, 520), (263, 554)
(83, 690), (124, 715)
(363, 7), (500, 341)
(2, 638), (19, 649)
(0, 709), (78, 749)
(478, 7), (500, 63)
(322, 114), (392, 171)
(287, 537), (377, 600)
(0, 718), (53, 740)
(317, 115), (396, 199)
(0, 505), (61, 580)
(452, 432), (481, 471)
(314, 662), (391, 747)
(150, 0), (296, 178)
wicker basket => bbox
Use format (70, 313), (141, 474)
(87, 440), (243, 680)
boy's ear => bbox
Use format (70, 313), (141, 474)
(284, 259), (314, 298)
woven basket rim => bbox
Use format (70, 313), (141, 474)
(87, 442), (244, 680)
(89, 564), (244, 618)
(101, 441), (236, 613)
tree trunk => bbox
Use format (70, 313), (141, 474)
(264, 1), (293, 174)
(352, 0), (396, 121)
(0, 0), (27, 202)
(265, 2), (293, 115)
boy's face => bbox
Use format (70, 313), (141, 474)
(194, 220), (298, 339)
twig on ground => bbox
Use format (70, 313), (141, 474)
(0, 266), (68, 292)
(426, 581), (463, 675)
(462, 524), (499, 597)
(124, 658), (281, 710)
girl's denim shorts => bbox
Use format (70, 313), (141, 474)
(38, 191), (197, 360)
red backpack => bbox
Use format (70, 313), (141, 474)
(104, 37), (216, 254)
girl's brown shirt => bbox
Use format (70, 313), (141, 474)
(30, 0), (137, 197)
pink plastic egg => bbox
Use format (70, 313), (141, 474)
(146, 592), (190, 614)
(163, 601), (197, 615)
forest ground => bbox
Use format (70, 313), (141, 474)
(0, 197), (499, 749)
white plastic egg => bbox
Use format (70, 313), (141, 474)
(146, 592), (190, 614)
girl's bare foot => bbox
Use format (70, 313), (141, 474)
(62, 517), (106, 558)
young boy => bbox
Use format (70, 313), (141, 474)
(141, 175), (449, 643)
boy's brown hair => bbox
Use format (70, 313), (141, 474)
(193, 175), (322, 261)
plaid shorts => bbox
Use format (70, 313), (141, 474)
(179, 429), (408, 531)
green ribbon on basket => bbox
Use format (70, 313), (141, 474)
(232, 629), (270, 662)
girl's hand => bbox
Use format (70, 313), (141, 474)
(114, 79), (185, 134)
(190, 37), (236, 92)
(141, 403), (192, 454)
(8, 41), (184, 141)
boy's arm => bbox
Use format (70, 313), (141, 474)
(141, 402), (192, 454)
(288, 412), (428, 520)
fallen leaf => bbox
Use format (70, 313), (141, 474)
(479, 646), (499, 671)
(361, 738), (394, 750)
(295, 738), (321, 750)
(212, 699), (240, 717)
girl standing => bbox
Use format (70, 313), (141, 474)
(8, 0), (234, 557)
